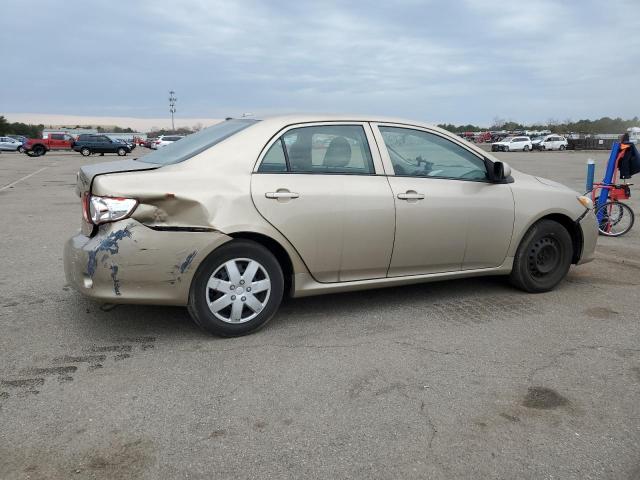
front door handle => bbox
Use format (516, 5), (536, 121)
(265, 190), (300, 199)
(397, 190), (425, 200)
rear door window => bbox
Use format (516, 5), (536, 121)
(258, 125), (374, 174)
(258, 141), (288, 172)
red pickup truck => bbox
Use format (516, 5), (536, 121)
(23, 133), (76, 156)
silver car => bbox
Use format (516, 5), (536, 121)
(0, 136), (23, 151)
(64, 115), (598, 336)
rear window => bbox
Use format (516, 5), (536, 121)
(140, 119), (258, 165)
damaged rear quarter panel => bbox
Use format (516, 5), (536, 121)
(91, 127), (283, 233)
(92, 167), (252, 230)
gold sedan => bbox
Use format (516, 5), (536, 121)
(64, 115), (597, 336)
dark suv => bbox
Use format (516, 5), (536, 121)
(73, 135), (131, 156)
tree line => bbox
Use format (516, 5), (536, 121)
(0, 116), (45, 138)
(0, 115), (201, 138)
(438, 116), (639, 134)
(3, 114), (637, 138)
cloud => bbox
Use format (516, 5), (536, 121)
(1, 0), (638, 125)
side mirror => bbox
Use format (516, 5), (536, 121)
(491, 161), (511, 181)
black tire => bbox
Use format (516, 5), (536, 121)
(32, 145), (46, 157)
(504, 146), (509, 152)
(80, 147), (91, 156)
(509, 219), (573, 293)
(117, 147), (127, 156)
(559, 145), (566, 151)
(595, 201), (635, 237)
(17, 146), (25, 153)
(523, 145), (530, 152)
(188, 239), (284, 337)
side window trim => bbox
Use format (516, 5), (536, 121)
(280, 137), (291, 171)
(372, 122), (491, 183)
(253, 122), (385, 175)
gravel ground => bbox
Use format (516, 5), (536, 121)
(0, 147), (638, 479)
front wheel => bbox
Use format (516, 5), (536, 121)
(596, 201), (634, 237)
(17, 146), (25, 153)
(117, 147), (127, 156)
(188, 240), (284, 336)
(510, 219), (573, 293)
(559, 145), (566, 151)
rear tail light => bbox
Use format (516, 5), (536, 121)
(82, 193), (138, 225)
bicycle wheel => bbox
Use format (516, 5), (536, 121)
(595, 201), (635, 237)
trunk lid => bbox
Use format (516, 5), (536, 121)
(76, 158), (160, 197)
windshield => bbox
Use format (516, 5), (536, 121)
(502, 137), (514, 142)
(140, 119), (259, 165)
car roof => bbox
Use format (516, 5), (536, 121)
(241, 114), (464, 140)
(255, 113), (438, 127)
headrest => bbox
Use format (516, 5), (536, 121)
(323, 137), (351, 168)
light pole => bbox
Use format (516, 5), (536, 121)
(169, 90), (177, 132)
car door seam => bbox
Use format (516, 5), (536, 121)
(249, 173), (324, 284)
(367, 122), (398, 277)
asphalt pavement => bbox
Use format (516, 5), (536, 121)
(0, 148), (638, 479)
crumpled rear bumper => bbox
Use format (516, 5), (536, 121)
(63, 219), (230, 305)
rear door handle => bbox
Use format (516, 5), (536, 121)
(397, 191), (425, 200)
(265, 191), (300, 199)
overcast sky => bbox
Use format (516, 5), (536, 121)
(2, 0), (639, 125)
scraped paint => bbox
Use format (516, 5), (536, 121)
(86, 227), (132, 277)
(179, 251), (197, 274)
(110, 265), (121, 295)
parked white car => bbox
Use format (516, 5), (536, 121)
(533, 135), (568, 151)
(491, 136), (533, 152)
(0, 136), (23, 152)
(151, 135), (184, 149)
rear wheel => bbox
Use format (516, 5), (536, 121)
(188, 240), (284, 336)
(510, 219), (573, 293)
(523, 145), (530, 152)
(596, 201), (634, 237)
(80, 147), (91, 156)
(504, 146), (509, 152)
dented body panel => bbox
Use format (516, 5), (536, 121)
(64, 219), (231, 305)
